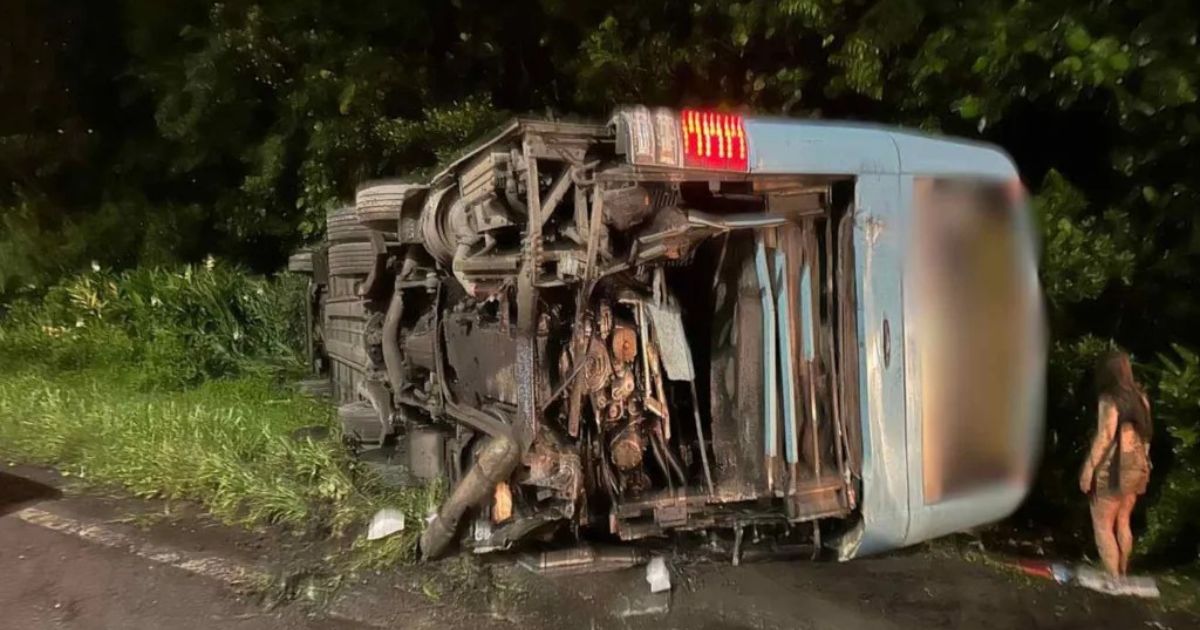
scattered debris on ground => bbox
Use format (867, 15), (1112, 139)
(1014, 557), (1160, 598)
(366, 508), (406, 540)
(517, 545), (647, 577)
(645, 556), (671, 593)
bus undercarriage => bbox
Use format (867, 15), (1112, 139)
(293, 116), (863, 559)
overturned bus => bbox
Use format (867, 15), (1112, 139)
(288, 107), (1046, 561)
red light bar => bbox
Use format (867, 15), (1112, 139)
(681, 109), (748, 171)
(611, 106), (750, 172)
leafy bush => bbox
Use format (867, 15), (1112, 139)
(1024, 336), (1115, 532)
(1142, 345), (1200, 563)
(0, 260), (306, 387)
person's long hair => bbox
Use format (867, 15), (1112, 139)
(1095, 350), (1152, 442)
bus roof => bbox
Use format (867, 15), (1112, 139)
(427, 113), (1019, 185)
(743, 117), (1018, 180)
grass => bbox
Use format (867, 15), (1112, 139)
(1156, 569), (1200, 613)
(0, 263), (441, 568)
(0, 366), (437, 543)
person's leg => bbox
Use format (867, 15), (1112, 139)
(1116, 493), (1138, 575)
(1090, 494), (1122, 576)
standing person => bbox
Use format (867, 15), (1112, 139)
(1079, 350), (1153, 576)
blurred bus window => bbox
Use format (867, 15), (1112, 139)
(911, 178), (1032, 504)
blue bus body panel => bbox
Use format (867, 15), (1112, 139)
(889, 132), (1018, 179)
(744, 119), (900, 175)
(776, 250), (802, 465)
(755, 237), (781, 462)
(744, 118), (1019, 179)
(848, 174), (911, 555)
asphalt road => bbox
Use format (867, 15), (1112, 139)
(1, 465), (1194, 630)
(0, 517), (371, 630)
(0, 470), (367, 630)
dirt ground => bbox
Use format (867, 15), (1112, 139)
(1, 464), (1195, 630)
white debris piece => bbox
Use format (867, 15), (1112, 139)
(1074, 566), (1160, 598)
(645, 556), (671, 593)
(366, 508), (406, 541)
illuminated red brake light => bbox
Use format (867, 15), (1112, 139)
(681, 109), (748, 172)
(610, 106), (751, 171)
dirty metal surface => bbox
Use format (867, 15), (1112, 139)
(644, 302), (694, 382)
(443, 314), (518, 406)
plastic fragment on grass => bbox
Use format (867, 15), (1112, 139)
(366, 508), (406, 540)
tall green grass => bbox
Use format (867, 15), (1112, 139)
(0, 368), (351, 525)
(0, 262), (437, 564)
(0, 261), (306, 386)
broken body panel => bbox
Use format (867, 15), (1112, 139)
(296, 108), (1045, 561)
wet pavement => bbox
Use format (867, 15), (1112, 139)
(0, 467), (367, 629)
(1, 463), (1194, 630)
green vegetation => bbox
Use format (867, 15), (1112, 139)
(0, 262), (304, 386)
(0, 368), (349, 528)
(3, 0), (1199, 565)
(0, 264), (437, 564)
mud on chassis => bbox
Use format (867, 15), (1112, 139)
(291, 114), (862, 562)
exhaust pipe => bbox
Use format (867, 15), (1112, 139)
(382, 252), (417, 396)
(419, 434), (520, 559)
(382, 287), (405, 395)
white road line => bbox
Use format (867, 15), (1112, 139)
(13, 505), (390, 628)
(13, 506), (265, 587)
